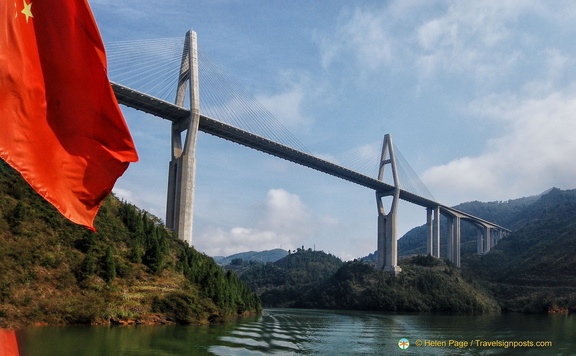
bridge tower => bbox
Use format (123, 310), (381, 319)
(165, 30), (200, 244)
(376, 134), (402, 275)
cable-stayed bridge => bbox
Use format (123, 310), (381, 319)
(108, 31), (509, 273)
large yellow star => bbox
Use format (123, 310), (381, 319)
(21, 0), (33, 23)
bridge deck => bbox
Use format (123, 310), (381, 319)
(111, 82), (510, 232)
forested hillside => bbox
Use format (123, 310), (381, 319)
(378, 188), (576, 313)
(0, 161), (260, 328)
(234, 188), (576, 314)
(234, 248), (343, 307)
(235, 249), (498, 313)
(465, 188), (576, 312)
(398, 188), (567, 257)
(298, 256), (499, 313)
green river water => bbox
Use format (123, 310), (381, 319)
(13, 309), (576, 355)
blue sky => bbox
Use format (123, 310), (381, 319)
(91, 0), (576, 260)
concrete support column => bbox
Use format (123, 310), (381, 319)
(476, 228), (484, 254)
(377, 212), (386, 270)
(453, 216), (461, 267)
(426, 208), (434, 256)
(446, 216), (461, 266)
(447, 216), (454, 263)
(376, 134), (401, 275)
(433, 206), (441, 258)
(166, 30), (200, 245)
(376, 200), (400, 274)
(485, 226), (492, 253)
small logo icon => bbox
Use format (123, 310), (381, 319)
(398, 338), (410, 350)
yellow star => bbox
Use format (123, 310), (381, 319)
(21, 0), (33, 23)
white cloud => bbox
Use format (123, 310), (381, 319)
(112, 186), (166, 221)
(256, 83), (309, 130)
(522, 49), (573, 96)
(257, 188), (312, 233)
(112, 187), (135, 203)
(422, 89), (576, 204)
(415, 2), (515, 78)
(315, 1), (576, 87)
(317, 6), (394, 71)
(195, 188), (337, 256)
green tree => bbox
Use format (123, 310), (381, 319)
(103, 246), (116, 283)
(8, 201), (26, 232)
(143, 233), (163, 273)
(231, 258), (244, 266)
(78, 251), (96, 281)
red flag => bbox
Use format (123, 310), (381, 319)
(0, 0), (138, 229)
(0, 330), (19, 356)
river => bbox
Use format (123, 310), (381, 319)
(12, 309), (576, 355)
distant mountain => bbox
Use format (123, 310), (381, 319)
(236, 249), (344, 307)
(237, 248), (498, 313)
(213, 249), (288, 265)
(299, 257), (499, 313)
(464, 188), (576, 312)
(397, 188), (561, 257)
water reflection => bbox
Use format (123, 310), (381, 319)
(14, 309), (576, 355)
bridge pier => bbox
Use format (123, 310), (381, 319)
(477, 226), (510, 254)
(377, 196), (401, 274)
(166, 30), (200, 245)
(433, 206), (441, 258)
(476, 228), (483, 254)
(484, 226), (492, 253)
(476, 225), (497, 254)
(447, 215), (461, 267)
(447, 217), (452, 262)
(376, 134), (401, 275)
(426, 208), (434, 256)
(426, 206), (441, 258)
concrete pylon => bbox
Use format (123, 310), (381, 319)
(425, 206), (441, 258)
(447, 215), (461, 267)
(166, 30), (200, 245)
(433, 206), (441, 258)
(476, 228), (484, 254)
(447, 216), (453, 262)
(485, 226), (492, 252)
(376, 134), (402, 275)
(454, 216), (461, 266)
(426, 208), (434, 255)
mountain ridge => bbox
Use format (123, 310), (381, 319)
(397, 187), (572, 257)
(213, 249), (288, 265)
